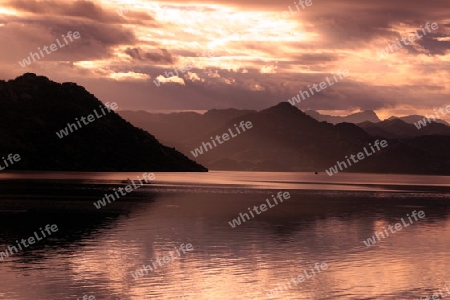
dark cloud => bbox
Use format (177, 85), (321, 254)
(289, 53), (341, 65)
(125, 48), (174, 64)
(290, 0), (450, 50)
(8, 0), (117, 23)
(6, 0), (154, 24)
(416, 33), (450, 55)
(1, 0), (450, 116)
(0, 16), (136, 63)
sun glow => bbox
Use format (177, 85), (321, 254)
(0, 7), (18, 16)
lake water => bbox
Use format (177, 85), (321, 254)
(0, 171), (449, 300)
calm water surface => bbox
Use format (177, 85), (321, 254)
(0, 171), (449, 300)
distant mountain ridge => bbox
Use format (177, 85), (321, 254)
(120, 103), (450, 174)
(305, 109), (449, 127)
(0, 73), (206, 171)
(388, 115), (449, 126)
(358, 118), (450, 139)
(119, 108), (257, 148)
(305, 110), (381, 124)
(305, 110), (450, 138)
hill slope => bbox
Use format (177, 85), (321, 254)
(0, 73), (207, 172)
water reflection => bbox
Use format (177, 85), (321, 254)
(0, 174), (449, 299)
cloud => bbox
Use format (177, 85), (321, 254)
(1, 0), (450, 118)
(155, 75), (185, 85)
(125, 48), (174, 64)
(186, 71), (204, 82)
(109, 71), (150, 81)
(416, 32), (450, 55)
(7, 0), (118, 23)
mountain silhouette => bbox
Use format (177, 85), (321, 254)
(305, 110), (381, 124)
(388, 115), (449, 126)
(359, 119), (450, 138)
(120, 102), (450, 174)
(0, 73), (206, 171)
(119, 108), (256, 148)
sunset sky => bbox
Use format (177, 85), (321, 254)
(1, 0), (449, 120)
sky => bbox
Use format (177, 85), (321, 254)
(0, 0), (449, 120)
